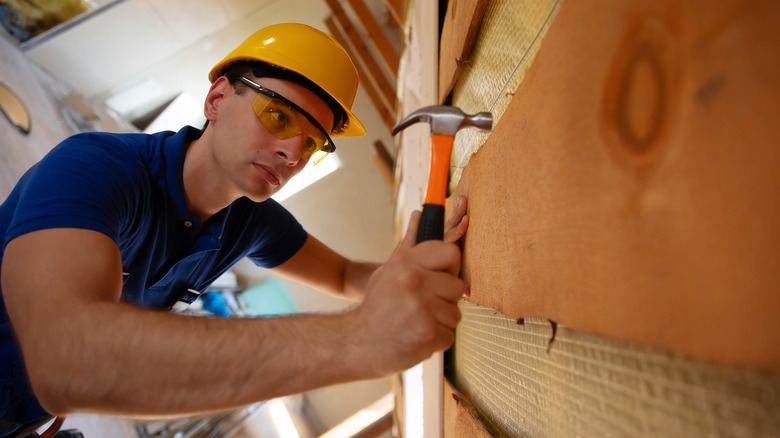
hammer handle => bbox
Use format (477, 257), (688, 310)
(417, 133), (454, 243)
(423, 133), (455, 206)
(416, 204), (445, 242)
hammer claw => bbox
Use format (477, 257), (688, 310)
(390, 113), (431, 136)
(391, 105), (492, 137)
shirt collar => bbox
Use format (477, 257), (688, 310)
(162, 126), (203, 223)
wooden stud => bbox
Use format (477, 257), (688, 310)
(384, 0), (408, 31)
(345, 0), (401, 76)
(323, 0), (397, 107)
(438, 0), (490, 103)
(325, 16), (396, 131)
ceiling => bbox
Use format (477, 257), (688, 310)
(24, 0), (336, 122)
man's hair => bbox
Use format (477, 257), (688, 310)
(217, 61), (347, 133)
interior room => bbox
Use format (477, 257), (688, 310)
(2, 0), (398, 436)
(2, 0), (779, 437)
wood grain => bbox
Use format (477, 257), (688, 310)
(452, 0), (780, 369)
(438, 0), (490, 103)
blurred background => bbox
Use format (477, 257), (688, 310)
(0, 0), (405, 436)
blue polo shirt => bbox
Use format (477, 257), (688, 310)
(0, 126), (308, 434)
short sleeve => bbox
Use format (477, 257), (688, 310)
(241, 198), (308, 268)
(4, 133), (147, 246)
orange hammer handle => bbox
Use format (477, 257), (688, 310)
(424, 133), (455, 206)
(416, 133), (454, 243)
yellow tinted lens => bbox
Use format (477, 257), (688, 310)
(251, 92), (330, 163)
(252, 94), (300, 139)
(301, 136), (330, 162)
(311, 150), (329, 165)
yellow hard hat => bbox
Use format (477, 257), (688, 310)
(209, 23), (366, 137)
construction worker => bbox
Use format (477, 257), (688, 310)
(0, 23), (469, 437)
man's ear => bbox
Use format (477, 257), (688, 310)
(203, 76), (231, 122)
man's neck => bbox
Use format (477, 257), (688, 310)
(182, 134), (236, 221)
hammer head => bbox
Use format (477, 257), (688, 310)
(391, 105), (493, 137)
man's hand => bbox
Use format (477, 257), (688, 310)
(348, 208), (469, 376)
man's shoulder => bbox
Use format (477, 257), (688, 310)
(55, 128), (197, 172)
(60, 130), (163, 156)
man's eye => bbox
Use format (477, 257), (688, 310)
(304, 137), (318, 151)
(269, 110), (289, 125)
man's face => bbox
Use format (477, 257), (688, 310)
(210, 76), (335, 202)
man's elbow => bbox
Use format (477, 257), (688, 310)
(12, 317), (91, 416)
(27, 365), (78, 417)
(23, 337), (100, 417)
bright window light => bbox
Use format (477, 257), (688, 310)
(272, 153), (341, 202)
(269, 399), (300, 438)
(105, 77), (165, 116)
(143, 92), (205, 133)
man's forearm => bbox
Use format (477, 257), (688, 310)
(32, 302), (373, 418)
(341, 261), (380, 301)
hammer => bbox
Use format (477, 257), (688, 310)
(392, 106), (492, 243)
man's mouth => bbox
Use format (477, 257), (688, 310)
(253, 163), (281, 186)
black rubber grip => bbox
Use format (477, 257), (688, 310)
(416, 204), (445, 243)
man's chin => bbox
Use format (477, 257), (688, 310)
(240, 177), (286, 203)
(245, 184), (283, 202)
(246, 192), (274, 203)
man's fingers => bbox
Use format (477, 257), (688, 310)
(432, 297), (462, 329)
(445, 196), (467, 229)
(433, 325), (456, 352)
(397, 213), (462, 275)
(425, 270), (468, 304)
(402, 196), (469, 248)
(407, 240), (462, 276)
(399, 267), (467, 305)
(405, 196), (469, 248)
(444, 214), (468, 244)
(444, 196), (468, 244)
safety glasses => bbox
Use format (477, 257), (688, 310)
(240, 76), (335, 164)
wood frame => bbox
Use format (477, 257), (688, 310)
(392, 0), (442, 436)
(323, 0), (401, 133)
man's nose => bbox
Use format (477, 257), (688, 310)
(274, 135), (305, 165)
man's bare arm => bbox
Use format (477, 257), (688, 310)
(269, 235), (378, 302)
(270, 195), (469, 303)
(2, 218), (465, 418)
